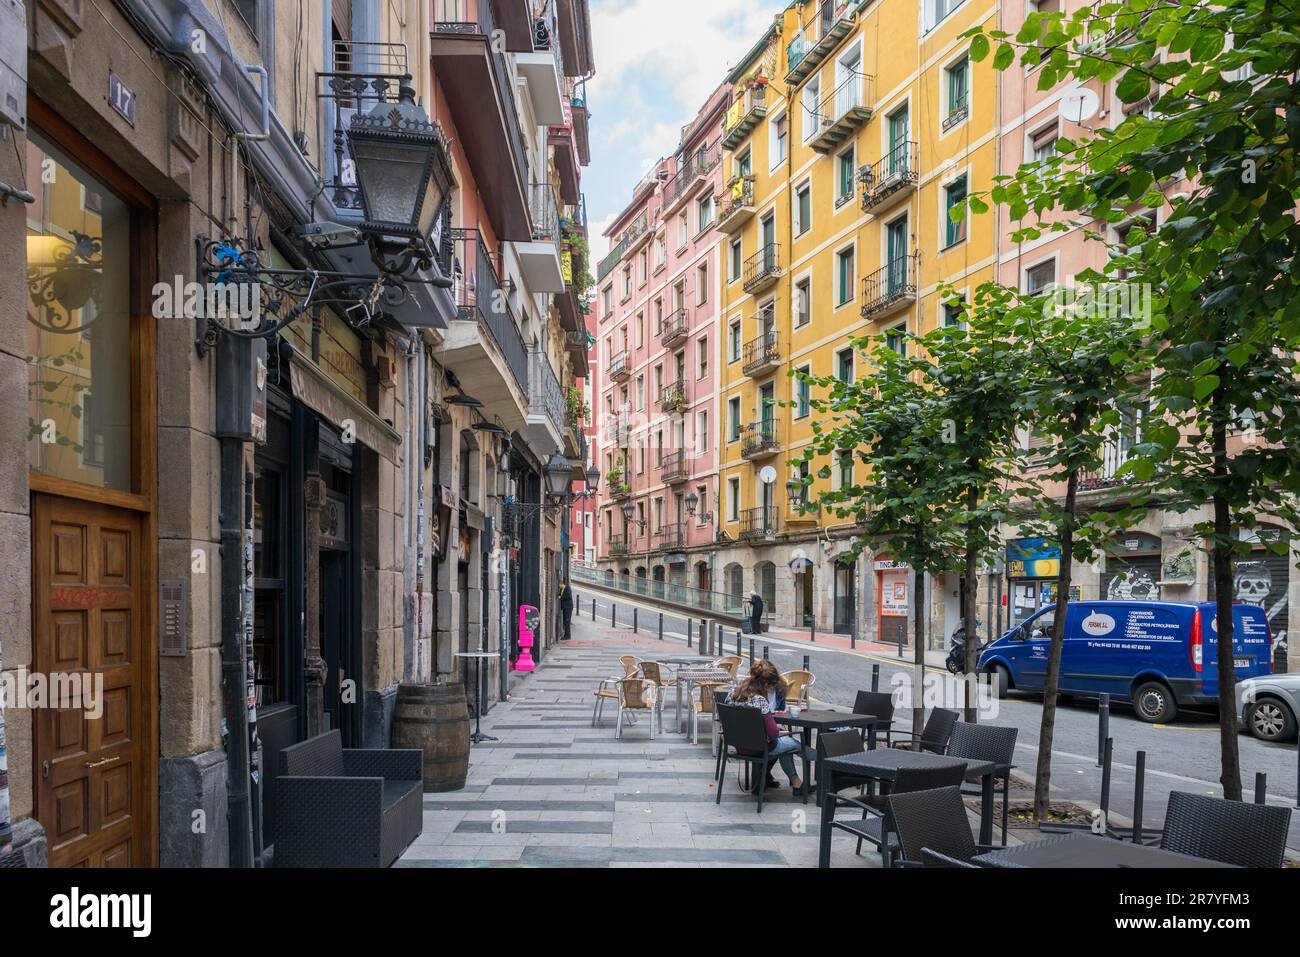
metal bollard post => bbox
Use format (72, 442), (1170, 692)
(1100, 737), (1113, 826)
(633, 607), (638, 634)
(1097, 694), (1110, 768)
(748, 639), (755, 664)
(592, 598), (597, 619)
(763, 644), (770, 662)
(897, 629), (904, 659)
(871, 664), (880, 693)
(658, 612), (664, 641)
(851, 618), (857, 650)
(1255, 772), (1267, 805)
(1132, 750), (1146, 843)
(687, 619), (693, 649)
(810, 614), (816, 644)
(612, 604), (617, 629)
(736, 631), (742, 657)
(802, 655), (810, 671)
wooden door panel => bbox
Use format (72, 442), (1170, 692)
(34, 495), (149, 868)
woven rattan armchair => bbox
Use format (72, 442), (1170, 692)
(272, 730), (423, 868)
(888, 784), (999, 867)
(827, 763), (969, 867)
(712, 656), (742, 678)
(1160, 790), (1293, 867)
(892, 707), (959, 754)
(616, 678), (659, 739)
(782, 670), (815, 707)
(947, 721), (1019, 846)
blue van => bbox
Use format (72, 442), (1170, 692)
(977, 601), (1273, 723)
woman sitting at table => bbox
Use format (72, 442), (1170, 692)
(729, 661), (813, 795)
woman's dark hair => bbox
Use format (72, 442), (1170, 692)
(731, 660), (788, 703)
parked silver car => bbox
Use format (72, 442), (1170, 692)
(1235, 673), (1300, 742)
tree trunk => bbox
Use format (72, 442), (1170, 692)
(1212, 408), (1243, 800)
(963, 484), (980, 723)
(913, 563), (927, 739)
(1033, 468), (1078, 822)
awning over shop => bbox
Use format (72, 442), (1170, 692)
(289, 348), (402, 464)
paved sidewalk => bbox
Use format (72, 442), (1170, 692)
(398, 616), (883, 868)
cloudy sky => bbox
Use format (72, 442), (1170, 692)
(584, 0), (789, 261)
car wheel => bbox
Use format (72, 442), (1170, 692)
(986, 664), (1009, 699)
(1247, 697), (1298, 742)
(1133, 681), (1177, 723)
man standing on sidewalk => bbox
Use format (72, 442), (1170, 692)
(749, 590), (764, 635)
(559, 584), (574, 641)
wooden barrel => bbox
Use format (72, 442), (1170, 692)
(391, 683), (470, 793)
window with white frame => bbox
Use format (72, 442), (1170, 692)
(729, 319), (741, 361)
(794, 180), (812, 236)
(885, 324), (907, 355)
(836, 144), (856, 205)
(943, 175), (968, 248)
(677, 210), (689, 248)
(835, 246), (855, 306)
(770, 109), (789, 169)
(728, 396), (741, 441)
(697, 410), (709, 452)
(1025, 259), (1057, 294)
(794, 276), (811, 327)
(1029, 121), (1058, 163)
(802, 74), (821, 143)
(836, 347), (854, 384)
(727, 476), (740, 521)
(795, 365), (811, 418)
(697, 192), (714, 231)
(697, 335), (708, 378)
(943, 57), (969, 129)
(729, 238), (743, 281)
(696, 263), (708, 305)
(622, 266), (632, 299)
(925, 0), (967, 32)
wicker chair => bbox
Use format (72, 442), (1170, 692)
(888, 784), (999, 867)
(947, 722), (1019, 846)
(691, 680), (726, 746)
(782, 670), (815, 707)
(853, 690), (897, 747)
(826, 762), (968, 867)
(616, 678), (659, 740)
(921, 847), (980, 868)
(1160, 790), (1293, 867)
(892, 707), (959, 754)
(619, 655), (641, 676)
(638, 660), (677, 722)
(272, 730), (423, 868)
(715, 703), (777, 813)
(712, 655), (743, 678)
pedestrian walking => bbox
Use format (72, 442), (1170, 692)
(749, 590), (764, 636)
(559, 583), (574, 641)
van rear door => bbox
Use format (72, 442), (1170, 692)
(1201, 603), (1273, 697)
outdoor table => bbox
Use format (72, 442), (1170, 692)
(673, 668), (733, 738)
(817, 748), (996, 868)
(772, 710), (880, 806)
(972, 832), (1238, 868)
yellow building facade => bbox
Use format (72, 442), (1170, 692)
(713, 0), (1000, 644)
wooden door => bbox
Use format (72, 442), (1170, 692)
(33, 495), (149, 867)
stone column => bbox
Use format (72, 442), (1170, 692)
(303, 473), (327, 737)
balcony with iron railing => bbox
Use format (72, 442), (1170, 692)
(942, 89), (969, 132)
(516, 182), (567, 293)
(596, 211), (651, 281)
(860, 252), (920, 321)
(722, 86), (768, 151)
(861, 140), (919, 213)
(739, 506), (779, 541)
(653, 523), (686, 551)
(717, 176), (757, 233)
(316, 40), (411, 214)
(446, 228), (530, 398)
(743, 244), (783, 295)
(527, 348), (565, 436)
(659, 308), (690, 348)
(741, 420), (780, 460)
(1078, 441), (1138, 497)
(786, 0), (857, 87)
(808, 71), (874, 154)
(662, 140), (722, 211)
(608, 350), (630, 381)
(659, 381), (688, 414)
(608, 533), (629, 557)
(659, 450), (690, 484)
(604, 413), (631, 447)
(431, 0), (531, 239)
(742, 329), (781, 378)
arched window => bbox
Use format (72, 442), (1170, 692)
(755, 561), (776, 612)
(725, 563), (744, 599)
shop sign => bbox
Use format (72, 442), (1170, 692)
(320, 492), (349, 549)
(873, 559), (908, 571)
(109, 73), (136, 126)
(880, 571), (908, 617)
(1006, 537), (1061, 579)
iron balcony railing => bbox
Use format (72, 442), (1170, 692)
(608, 350), (629, 380)
(529, 349), (565, 431)
(786, 0), (855, 85)
(653, 523), (686, 550)
(717, 176), (757, 231)
(943, 91), (969, 132)
(741, 420), (780, 459)
(740, 506), (779, 541)
(596, 211), (650, 281)
(660, 308), (689, 347)
(316, 40), (411, 212)
(1079, 442), (1133, 491)
(529, 182), (561, 244)
(432, 0), (530, 202)
(722, 87), (768, 150)
(743, 243), (782, 294)
(604, 413), (631, 446)
(449, 228), (530, 395)
(608, 534), (629, 557)
(860, 252), (920, 320)
(659, 381), (687, 413)
(659, 450), (689, 483)
(662, 140), (722, 208)
(742, 329), (780, 376)
(860, 140), (920, 212)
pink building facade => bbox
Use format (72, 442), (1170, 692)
(591, 86), (729, 589)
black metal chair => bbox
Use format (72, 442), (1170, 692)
(853, 691), (896, 747)
(920, 847), (980, 868)
(947, 721), (1019, 846)
(891, 707), (959, 754)
(1160, 790), (1293, 868)
(715, 703), (777, 813)
(826, 762), (968, 867)
(888, 784), (1000, 867)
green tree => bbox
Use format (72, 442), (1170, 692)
(966, 0), (1300, 800)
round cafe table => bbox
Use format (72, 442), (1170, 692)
(772, 710), (880, 805)
(454, 651), (499, 745)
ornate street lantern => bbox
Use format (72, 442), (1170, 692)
(545, 450), (574, 502)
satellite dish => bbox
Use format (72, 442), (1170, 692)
(1059, 87), (1100, 124)
(759, 465), (777, 485)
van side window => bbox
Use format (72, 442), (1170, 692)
(1028, 612), (1055, 641)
